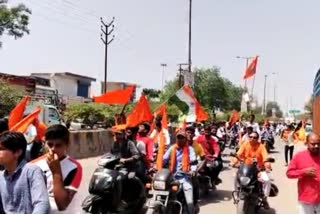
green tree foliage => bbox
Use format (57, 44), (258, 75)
(160, 67), (243, 113)
(304, 96), (313, 116)
(0, 79), (23, 117)
(266, 101), (283, 118)
(0, 0), (31, 47)
(142, 88), (161, 99)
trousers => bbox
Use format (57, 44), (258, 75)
(299, 203), (320, 214)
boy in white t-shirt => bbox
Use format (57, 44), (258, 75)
(33, 125), (82, 213)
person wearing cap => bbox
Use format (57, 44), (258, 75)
(162, 130), (197, 214)
(110, 125), (143, 210)
(111, 125), (141, 170)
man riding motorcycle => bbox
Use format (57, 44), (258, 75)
(186, 126), (206, 211)
(162, 130), (197, 214)
(196, 126), (223, 186)
(260, 122), (275, 150)
(231, 131), (272, 209)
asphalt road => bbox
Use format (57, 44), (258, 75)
(68, 139), (306, 214)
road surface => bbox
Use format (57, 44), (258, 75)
(69, 139), (305, 214)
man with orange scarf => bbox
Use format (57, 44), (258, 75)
(151, 119), (171, 169)
(162, 131), (197, 214)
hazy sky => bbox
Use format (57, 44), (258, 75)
(2, 0), (319, 112)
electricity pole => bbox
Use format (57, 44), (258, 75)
(188, 0), (192, 73)
(100, 17), (115, 93)
(178, 63), (189, 87)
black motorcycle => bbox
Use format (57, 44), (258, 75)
(145, 169), (193, 214)
(82, 153), (146, 214)
(231, 154), (278, 214)
(198, 158), (222, 195)
(261, 136), (274, 153)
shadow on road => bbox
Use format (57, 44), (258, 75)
(199, 189), (233, 206)
(259, 208), (277, 214)
(269, 150), (280, 154)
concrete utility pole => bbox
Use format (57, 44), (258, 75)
(160, 63), (167, 90)
(188, 0), (192, 73)
(100, 17), (115, 93)
(178, 63), (189, 87)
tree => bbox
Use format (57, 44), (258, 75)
(304, 96), (313, 116)
(0, 79), (23, 117)
(160, 67), (243, 113)
(266, 101), (283, 118)
(142, 88), (161, 99)
(0, 0), (31, 47)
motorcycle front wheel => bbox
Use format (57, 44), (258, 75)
(236, 199), (256, 214)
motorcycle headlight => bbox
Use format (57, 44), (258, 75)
(153, 181), (166, 190)
(239, 176), (251, 186)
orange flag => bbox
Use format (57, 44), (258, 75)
(126, 94), (153, 127)
(243, 56), (258, 79)
(195, 102), (209, 122)
(229, 110), (240, 126)
(8, 96), (30, 129)
(33, 118), (47, 141)
(93, 85), (135, 104)
(10, 106), (41, 133)
(154, 104), (168, 129)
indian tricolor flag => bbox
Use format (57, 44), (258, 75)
(175, 85), (208, 122)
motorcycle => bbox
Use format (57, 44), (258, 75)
(81, 153), (146, 214)
(145, 168), (194, 214)
(198, 157), (222, 195)
(261, 136), (274, 153)
(231, 153), (278, 214)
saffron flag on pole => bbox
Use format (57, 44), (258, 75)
(8, 96), (30, 129)
(243, 56), (258, 79)
(175, 85), (208, 122)
(126, 94), (153, 127)
(154, 104), (168, 129)
(10, 106), (41, 133)
(93, 85), (135, 105)
(229, 110), (240, 126)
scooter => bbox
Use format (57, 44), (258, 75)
(82, 153), (146, 214)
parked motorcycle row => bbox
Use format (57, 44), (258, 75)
(81, 122), (279, 214)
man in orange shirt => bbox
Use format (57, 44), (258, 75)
(231, 131), (272, 209)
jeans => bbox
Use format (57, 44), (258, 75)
(285, 145), (294, 164)
(177, 177), (194, 214)
(299, 203), (320, 214)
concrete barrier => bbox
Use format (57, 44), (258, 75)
(68, 129), (114, 159)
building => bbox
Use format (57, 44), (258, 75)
(0, 72), (36, 94)
(101, 81), (138, 101)
(31, 72), (96, 99)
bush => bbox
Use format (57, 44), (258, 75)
(0, 80), (23, 117)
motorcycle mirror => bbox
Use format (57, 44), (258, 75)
(266, 157), (275, 163)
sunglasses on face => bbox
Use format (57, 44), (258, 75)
(249, 136), (259, 140)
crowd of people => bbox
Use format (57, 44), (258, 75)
(0, 112), (317, 214)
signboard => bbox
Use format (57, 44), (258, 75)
(183, 71), (195, 87)
(289, 109), (301, 114)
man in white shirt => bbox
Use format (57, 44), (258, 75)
(246, 114), (261, 134)
(150, 120), (170, 147)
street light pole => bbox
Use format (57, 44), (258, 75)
(263, 74), (268, 115)
(272, 72), (277, 103)
(160, 63), (167, 90)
